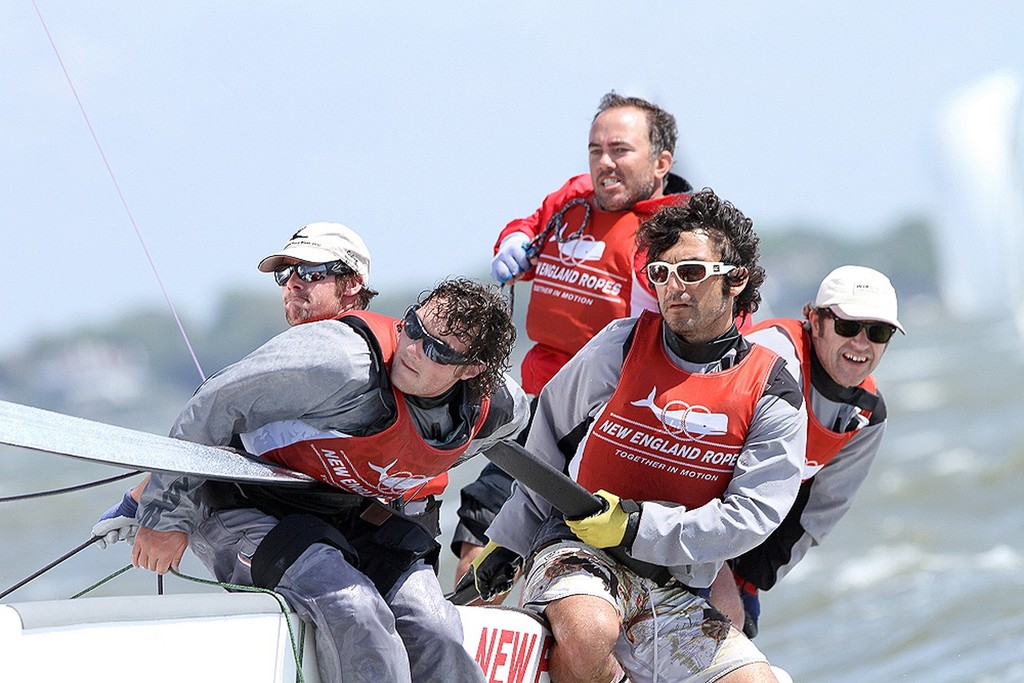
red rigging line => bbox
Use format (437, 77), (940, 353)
(31, 0), (206, 383)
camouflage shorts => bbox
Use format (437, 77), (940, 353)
(521, 540), (766, 683)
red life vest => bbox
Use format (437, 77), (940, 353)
(749, 318), (878, 479)
(520, 184), (683, 393)
(240, 310), (489, 501)
(574, 311), (780, 507)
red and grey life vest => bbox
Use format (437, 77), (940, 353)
(239, 310), (489, 501)
(511, 176), (686, 394)
(525, 194), (681, 362)
(574, 311), (780, 507)
(749, 318), (878, 479)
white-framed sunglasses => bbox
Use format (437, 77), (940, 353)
(646, 260), (736, 286)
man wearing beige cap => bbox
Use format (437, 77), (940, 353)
(93, 222), (380, 547)
(713, 265), (904, 638)
(258, 221), (378, 325)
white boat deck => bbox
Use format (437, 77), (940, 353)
(1, 592), (553, 682)
(2, 592), (318, 682)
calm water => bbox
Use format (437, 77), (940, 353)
(2, 306), (1022, 682)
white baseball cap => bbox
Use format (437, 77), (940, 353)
(258, 222), (371, 283)
(814, 265), (904, 333)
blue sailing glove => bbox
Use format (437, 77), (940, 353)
(91, 490), (139, 549)
(490, 233), (532, 283)
(739, 580), (761, 638)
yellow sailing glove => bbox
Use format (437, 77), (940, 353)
(565, 490), (640, 549)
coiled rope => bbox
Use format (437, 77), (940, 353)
(507, 196), (593, 315)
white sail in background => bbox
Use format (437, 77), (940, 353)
(935, 71), (1024, 322)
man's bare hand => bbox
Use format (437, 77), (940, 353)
(132, 527), (188, 574)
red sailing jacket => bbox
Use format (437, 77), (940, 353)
(497, 174), (686, 394)
(575, 311), (780, 506)
(749, 318), (878, 479)
(247, 311), (490, 501)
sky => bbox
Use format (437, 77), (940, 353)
(2, 1), (1022, 353)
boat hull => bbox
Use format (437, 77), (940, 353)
(0, 592), (551, 682)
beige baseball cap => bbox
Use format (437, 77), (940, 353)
(258, 222), (371, 283)
(814, 265), (904, 333)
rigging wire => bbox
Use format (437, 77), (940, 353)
(0, 469), (141, 503)
(31, 0), (206, 384)
(0, 536), (102, 601)
(23, 2), (211, 598)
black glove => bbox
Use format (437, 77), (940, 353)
(456, 541), (523, 602)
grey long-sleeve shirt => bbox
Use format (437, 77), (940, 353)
(139, 318), (530, 534)
(733, 322), (887, 589)
(486, 317), (807, 589)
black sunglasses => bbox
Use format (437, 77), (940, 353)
(822, 309), (897, 344)
(401, 306), (473, 366)
(273, 260), (351, 286)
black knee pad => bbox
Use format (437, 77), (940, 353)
(250, 513), (359, 590)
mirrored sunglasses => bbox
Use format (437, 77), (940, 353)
(273, 260), (349, 286)
(646, 260), (736, 286)
(823, 309), (897, 344)
(401, 306), (473, 366)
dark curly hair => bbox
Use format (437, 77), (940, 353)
(636, 188), (766, 317)
(595, 91), (677, 160)
(418, 277), (515, 401)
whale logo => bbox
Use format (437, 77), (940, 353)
(553, 234), (605, 266)
(630, 388), (728, 441)
(368, 458), (432, 495)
